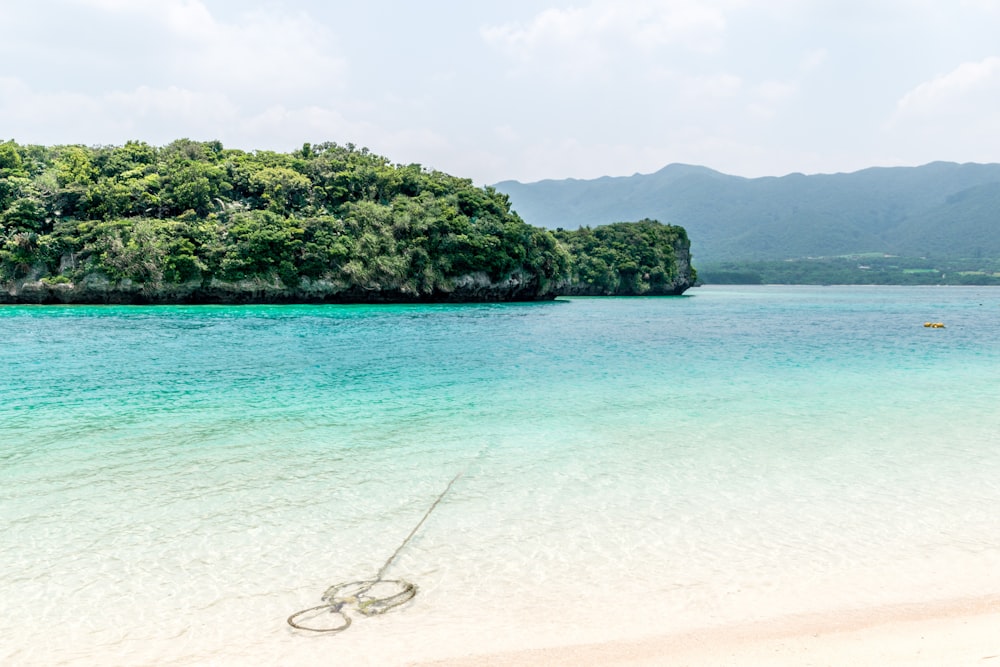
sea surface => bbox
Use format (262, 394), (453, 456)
(2, 285), (999, 665)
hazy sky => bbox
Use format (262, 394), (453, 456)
(2, 0), (999, 183)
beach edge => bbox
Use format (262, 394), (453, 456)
(415, 595), (1000, 666)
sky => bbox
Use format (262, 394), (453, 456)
(2, 0), (1000, 184)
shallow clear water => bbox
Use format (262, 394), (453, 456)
(2, 286), (999, 665)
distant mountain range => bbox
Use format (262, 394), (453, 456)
(494, 162), (1000, 263)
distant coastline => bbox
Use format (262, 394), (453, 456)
(495, 161), (1000, 283)
(697, 255), (1000, 286)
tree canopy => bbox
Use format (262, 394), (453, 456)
(1, 140), (694, 302)
(554, 219), (695, 295)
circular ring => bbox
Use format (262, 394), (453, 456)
(287, 604), (352, 633)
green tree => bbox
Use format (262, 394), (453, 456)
(250, 166), (313, 213)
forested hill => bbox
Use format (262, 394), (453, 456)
(494, 162), (1000, 263)
(0, 140), (695, 303)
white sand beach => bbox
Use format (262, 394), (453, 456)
(420, 596), (1000, 666)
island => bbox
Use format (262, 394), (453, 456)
(1, 140), (695, 303)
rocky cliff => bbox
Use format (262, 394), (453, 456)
(1, 270), (563, 305)
(2, 244), (695, 304)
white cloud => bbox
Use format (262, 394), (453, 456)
(625, 2), (728, 53)
(106, 86), (239, 123)
(70, 0), (346, 99)
(178, 11), (345, 96)
(644, 69), (743, 106)
(0, 77), (101, 127)
(886, 57), (1000, 166)
(680, 72), (743, 100)
(0, 76), (451, 171)
(71, 0), (215, 37)
(756, 80), (796, 102)
(0, 78), (238, 144)
(493, 125), (521, 144)
(799, 48), (828, 72)
(960, 0), (1000, 11)
(746, 80), (797, 119)
(895, 56), (1000, 117)
(483, 0), (731, 76)
(5, 0), (999, 183)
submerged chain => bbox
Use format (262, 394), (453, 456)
(287, 472), (463, 634)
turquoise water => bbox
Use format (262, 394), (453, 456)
(2, 286), (1000, 665)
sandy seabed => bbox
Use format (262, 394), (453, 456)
(418, 596), (1000, 667)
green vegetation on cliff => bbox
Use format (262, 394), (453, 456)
(1, 140), (694, 302)
(554, 220), (695, 295)
(0, 139), (572, 301)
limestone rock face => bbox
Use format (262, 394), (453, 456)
(1, 271), (562, 304)
(2, 236), (696, 304)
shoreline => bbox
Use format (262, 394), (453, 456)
(417, 595), (1000, 666)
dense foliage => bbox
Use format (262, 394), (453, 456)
(0, 139), (571, 299)
(554, 219), (694, 294)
